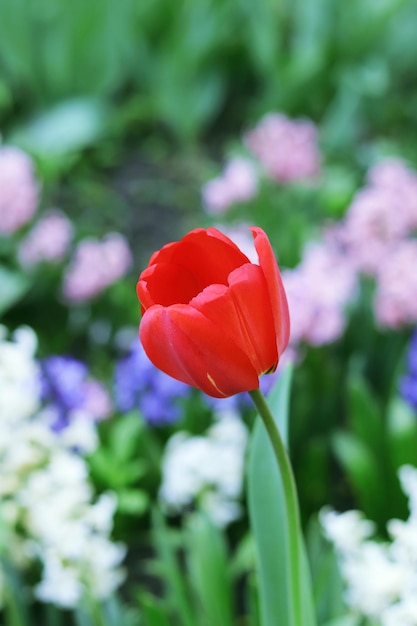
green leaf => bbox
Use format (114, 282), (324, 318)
(321, 617), (361, 626)
(306, 517), (346, 624)
(185, 512), (234, 626)
(247, 365), (316, 626)
(0, 558), (30, 626)
(151, 509), (195, 626)
(139, 592), (171, 626)
(332, 431), (383, 522)
(117, 489), (149, 515)
(387, 397), (417, 470)
(11, 98), (109, 157)
(110, 413), (143, 460)
(347, 374), (385, 457)
(0, 266), (30, 317)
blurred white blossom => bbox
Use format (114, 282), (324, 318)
(321, 465), (417, 625)
(0, 326), (125, 608)
(159, 413), (248, 527)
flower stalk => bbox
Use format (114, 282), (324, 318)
(249, 388), (304, 626)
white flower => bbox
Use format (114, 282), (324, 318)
(0, 327), (40, 423)
(35, 552), (83, 608)
(0, 325), (125, 608)
(322, 465), (417, 625)
(159, 417), (247, 526)
(320, 508), (375, 553)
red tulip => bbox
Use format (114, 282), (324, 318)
(137, 227), (290, 398)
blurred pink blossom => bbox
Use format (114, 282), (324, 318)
(282, 240), (357, 346)
(215, 223), (259, 264)
(340, 158), (417, 275)
(245, 113), (320, 183)
(374, 239), (417, 328)
(341, 186), (410, 274)
(81, 379), (112, 420)
(18, 210), (73, 266)
(63, 233), (132, 302)
(202, 158), (258, 214)
(368, 157), (417, 231)
(0, 146), (38, 234)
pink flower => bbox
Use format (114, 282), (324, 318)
(282, 239), (357, 346)
(202, 158), (258, 214)
(18, 210), (73, 266)
(342, 158), (417, 275)
(374, 240), (417, 328)
(245, 113), (320, 183)
(342, 187), (410, 274)
(81, 380), (112, 420)
(367, 158), (417, 231)
(63, 233), (132, 302)
(0, 146), (38, 234)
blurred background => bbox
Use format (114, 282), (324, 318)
(1, 0), (417, 624)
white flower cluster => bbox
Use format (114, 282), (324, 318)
(0, 326), (126, 608)
(321, 465), (417, 626)
(159, 413), (248, 527)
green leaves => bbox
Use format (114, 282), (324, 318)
(88, 413), (151, 517)
(143, 509), (234, 626)
(0, 265), (30, 318)
(332, 371), (417, 527)
(247, 366), (316, 626)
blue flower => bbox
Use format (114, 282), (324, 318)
(114, 341), (190, 425)
(400, 329), (417, 412)
(40, 356), (89, 431)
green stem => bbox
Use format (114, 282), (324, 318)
(249, 388), (303, 626)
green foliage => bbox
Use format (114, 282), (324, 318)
(1, 0), (417, 148)
(247, 366), (316, 626)
(0, 265), (30, 317)
(89, 413), (158, 518)
(139, 511), (234, 626)
(332, 371), (417, 528)
(306, 517), (346, 625)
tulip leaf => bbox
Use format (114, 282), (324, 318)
(184, 512), (234, 626)
(387, 397), (417, 470)
(0, 265), (30, 317)
(247, 364), (316, 626)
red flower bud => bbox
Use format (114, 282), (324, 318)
(137, 227), (290, 398)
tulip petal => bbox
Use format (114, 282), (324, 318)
(137, 262), (200, 311)
(251, 227), (290, 356)
(140, 304), (259, 398)
(190, 264), (278, 375)
(141, 229), (250, 307)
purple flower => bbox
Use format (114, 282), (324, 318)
(400, 330), (417, 412)
(40, 356), (111, 431)
(114, 341), (190, 425)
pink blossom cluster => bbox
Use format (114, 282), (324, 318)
(62, 233), (132, 302)
(202, 158), (258, 214)
(245, 113), (320, 183)
(0, 146), (39, 234)
(338, 157), (417, 328)
(81, 379), (113, 420)
(341, 158), (417, 275)
(18, 210), (73, 267)
(282, 239), (357, 346)
(374, 240), (417, 327)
